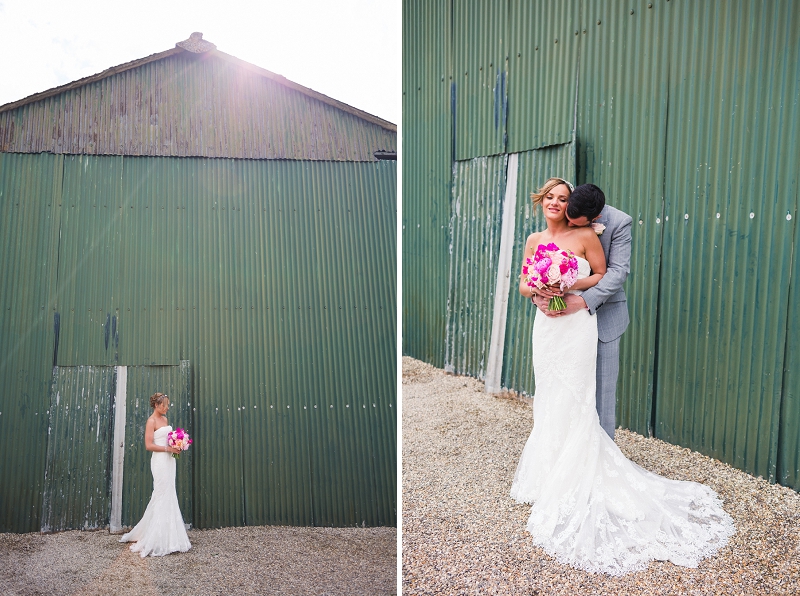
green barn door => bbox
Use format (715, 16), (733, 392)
(41, 366), (117, 532)
(41, 362), (191, 532)
(121, 362), (192, 528)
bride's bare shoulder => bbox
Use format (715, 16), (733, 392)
(525, 231), (543, 251)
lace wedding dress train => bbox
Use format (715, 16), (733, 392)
(120, 425), (191, 557)
(510, 258), (734, 575)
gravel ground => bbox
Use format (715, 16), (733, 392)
(0, 525), (396, 596)
(401, 357), (800, 595)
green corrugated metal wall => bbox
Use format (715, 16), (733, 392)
(403, 0), (800, 490)
(0, 152), (61, 532)
(0, 153), (396, 532)
(402, 0), (453, 368)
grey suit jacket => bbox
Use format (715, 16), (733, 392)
(581, 205), (632, 343)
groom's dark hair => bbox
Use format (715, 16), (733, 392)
(567, 184), (606, 220)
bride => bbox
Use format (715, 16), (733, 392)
(120, 392), (191, 557)
(510, 178), (734, 575)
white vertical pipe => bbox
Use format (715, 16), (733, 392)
(109, 366), (127, 533)
(485, 153), (519, 394)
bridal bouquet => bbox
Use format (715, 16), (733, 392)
(522, 243), (579, 311)
(167, 427), (193, 459)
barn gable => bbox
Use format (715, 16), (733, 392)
(0, 33), (396, 161)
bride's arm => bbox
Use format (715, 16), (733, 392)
(518, 232), (540, 298)
(570, 230), (607, 292)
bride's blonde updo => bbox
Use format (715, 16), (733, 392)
(531, 177), (573, 207)
(150, 392), (168, 409)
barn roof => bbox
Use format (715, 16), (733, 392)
(0, 33), (396, 161)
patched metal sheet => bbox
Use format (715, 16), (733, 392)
(42, 366), (116, 532)
(445, 154), (508, 377)
(453, 0), (507, 160)
(506, 0), (579, 153)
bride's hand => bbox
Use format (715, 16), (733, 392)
(537, 284), (563, 299)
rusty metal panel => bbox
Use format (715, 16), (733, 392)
(0, 52), (396, 162)
(576, 0), (670, 436)
(453, 0), (507, 160)
(445, 155), (508, 377)
(506, 0), (579, 153)
(121, 362), (192, 528)
(402, 0), (453, 368)
(0, 152), (62, 532)
(501, 143), (575, 394)
(41, 366), (116, 532)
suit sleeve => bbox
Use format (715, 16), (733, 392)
(581, 214), (632, 315)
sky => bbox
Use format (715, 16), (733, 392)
(0, 0), (400, 124)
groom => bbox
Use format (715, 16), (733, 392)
(533, 184), (632, 439)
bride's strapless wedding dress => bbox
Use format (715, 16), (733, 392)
(120, 425), (191, 557)
(510, 257), (734, 575)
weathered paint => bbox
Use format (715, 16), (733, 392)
(0, 51), (395, 162)
(42, 366), (117, 532)
(444, 154), (507, 378)
(0, 153), (396, 531)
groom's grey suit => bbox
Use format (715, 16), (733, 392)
(580, 205), (632, 438)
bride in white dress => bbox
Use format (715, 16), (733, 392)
(511, 179), (734, 575)
(120, 392), (191, 557)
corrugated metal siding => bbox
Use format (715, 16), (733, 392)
(403, 0), (800, 491)
(401, 0), (453, 367)
(122, 363), (192, 528)
(506, 0), (579, 153)
(0, 154), (396, 531)
(654, 0), (800, 482)
(444, 155), (507, 377)
(0, 52), (395, 162)
(453, 0), (507, 160)
(0, 152), (62, 532)
(576, 0), (670, 435)
(501, 143), (574, 394)
(41, 366), (116, 532)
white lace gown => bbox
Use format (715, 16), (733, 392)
(120, 425), (191, 557)
(510, 257), (734, 575)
